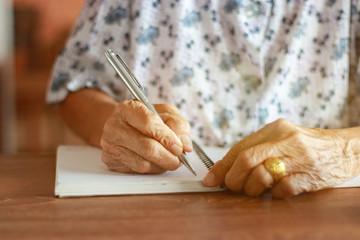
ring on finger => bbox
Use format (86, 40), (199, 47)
(263, 157), (286, 182)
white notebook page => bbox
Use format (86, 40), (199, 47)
(55, 145), (360, 197)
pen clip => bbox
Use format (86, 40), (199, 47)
(114, 53), (144, 91)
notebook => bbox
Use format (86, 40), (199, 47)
(55, 142), (226, 197)
(55, 143), (360, 197)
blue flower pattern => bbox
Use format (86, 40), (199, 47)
(172, 67), (194, 86)
(289, 77), (310, 98)
(333, 38), (349, 60)
(47, 0), (360, 146)
(223, 0), (243, 13)
(182, 11), (201, 27)
(104, 6), (127, 24)
(137, 26), (159, 44)
(213, 109), (234, 128)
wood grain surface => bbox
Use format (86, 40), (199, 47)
(1, 154), (360, 240)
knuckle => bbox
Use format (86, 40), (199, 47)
(121, 99), (138, 108)
(286, 131), (308, 153)
(164, 117), (181, 128)
(167, 118), (191, 133)
(266, 118), (296, 135)
(272, 118), (292, 129)
(116, 99), (133, 113)
(151, 128), (177, 149)
(119, 99), (153, 120)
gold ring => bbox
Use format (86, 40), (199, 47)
(263, 157), (286, 182)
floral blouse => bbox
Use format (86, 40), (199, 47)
(47, 0), (360, 147)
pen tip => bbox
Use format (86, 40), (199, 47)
(178, 153), (197, 176)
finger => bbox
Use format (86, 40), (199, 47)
(203, 159), (235, 187)
(230, 141), (284, 171)
(271, 173), (312, 199)
(119, 100), (184, 156)
(156, 104), (193, 152)
(219, 141), (282, 192)
(101, 130), (181, 171)
(101, 153), (135, 173)
(101, 147), (167, 174)
(242, 164), (274, 196)
(101, 115), (181, 171)
(204, 122), (285, 188)
(162, 115), (192, 152)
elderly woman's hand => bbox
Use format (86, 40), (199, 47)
(203, 119), (360, 198)
(100, 100), (192, 173)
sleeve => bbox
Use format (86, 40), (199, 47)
(46, 0), (133, 104)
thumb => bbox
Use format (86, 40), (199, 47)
(203, 146), (240, 187)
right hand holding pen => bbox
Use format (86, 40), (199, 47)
(100, 99), (193, 173)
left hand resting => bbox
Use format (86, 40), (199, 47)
(203, 118), (360, 198)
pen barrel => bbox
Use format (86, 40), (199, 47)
(105, 50), (160, 117)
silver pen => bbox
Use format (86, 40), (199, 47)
(105, 49), (197, 176)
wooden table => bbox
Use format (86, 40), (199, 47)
(1, 153), (360, 240)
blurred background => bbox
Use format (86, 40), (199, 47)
(0, 0), (86, 153)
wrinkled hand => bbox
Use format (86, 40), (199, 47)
(100, 100), (192, 173)
(203, 119), (359, 198)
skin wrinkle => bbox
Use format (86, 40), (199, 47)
(102, 151), (129, 170)
(205, 118), (360, 198)
(104, 151), (141, 173)
(133, 136), (180, 170)
(288, 129), (353, 191)
(102, 141), (166, 173)
(163, 117), (189, 135)
(137, 111), (181, 150)
(99, 97), (190, 174)
(117, 100), (179, 154)
(119, 100), (164, 137)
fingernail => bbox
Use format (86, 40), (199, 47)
(170, 143), (183, 156)
(203, 172), (216, 187)
(180, 135), (193, 151)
